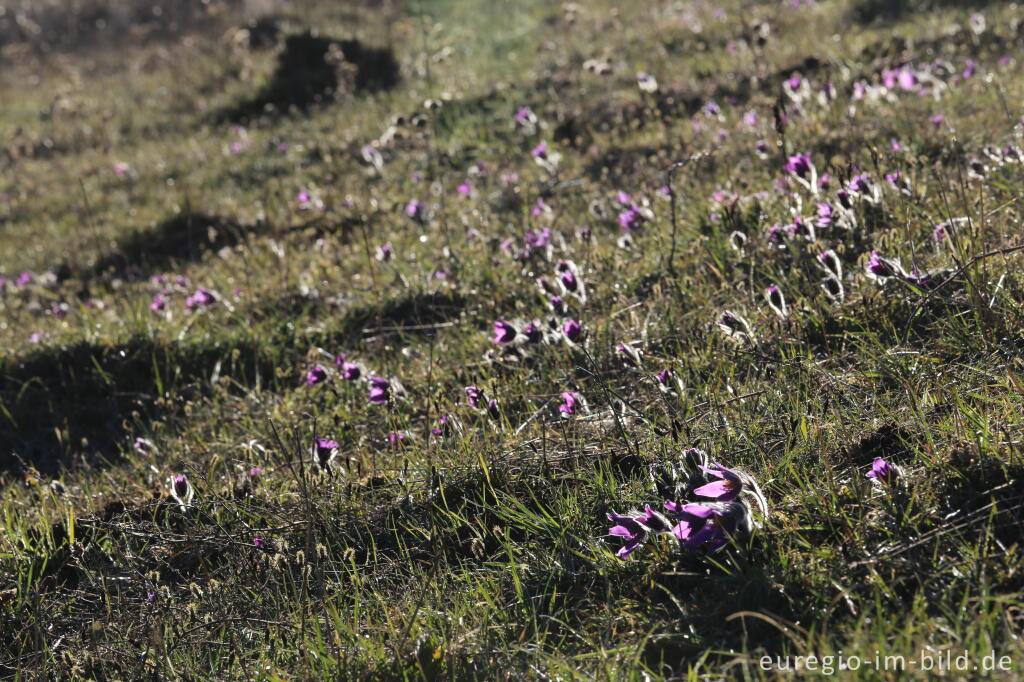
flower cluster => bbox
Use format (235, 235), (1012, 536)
(607, 455), (767, 559)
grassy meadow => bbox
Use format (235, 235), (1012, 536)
(3, 0), (1024, 678)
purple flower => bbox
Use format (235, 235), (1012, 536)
(525, 227), (551, 249)
(616, 343), (641, 368)
(387, 431), (409, 449)
(680, 503), (745, 553)
(635, 505), (674, 534)
(313, 437), (339, 472)
(169, 474), (194, 508)
(836, 189), (852, 210)
(929, 114), (946, 130)
(486, 399), (500, 419)
(368, 377), (391, 405)
(523, 321), (542, 344)
(457, 182), (472, 196)
(562, 319), (582, 343)
(16, 271), (33, 286)
(249, 466), (263, 477)
(784, 153), (812, 178)
(617, 205), (645, 232)
(185, 287), (216, 310)
(549, 296), (567, 316)
(150, 293), (167, 312)
(465, 385), (484, 409)
(558, 391), (581, 416)
(340, 362), (361, 381)
(557, 264), (578, 292)
(607, 512), (647, 559)
(897, 68), (917, 91)
(376, 243), (393, 262)
(765, 285), (787, 319)
(492, 319), (517, 345)
(656, 368), (673, 386)
(432, 414), (452, 437)
(822, 275), (844, 303)
(786, 216), (813, 241)
(817, 249), (842, 278)
(694, 464), (744, 501)
(253, 537), (265, 547)
(405, 199), (425, 221)
(816, 203), (834, 228)
(664, 501), (717, 540)
(531, 141), (549, 159)
(866, 457), (900, 484)
(865, 251), (905, 280)
(514, 106), (534, 123)
(716, 310), (753, 341)
(848, 174), (872, 194)
(305, 366), (328, 386)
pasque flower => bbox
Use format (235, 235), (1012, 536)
(817, 249), (842, 278)
(169, 474), (194, 509)
(405, 199), (426, 222)
(492, 319), (517, 345)
(866, 457), (900, 484)
(679, 502), (748, 553)
(305, 366), (328, 386)
(821, 275), (845, 303)
(765, 285), (788, 319)
(387, 431), (409, 449)
(784, 153), (812, 178)
(313, 437), (339, 472)
(865, 251), (906, 281)
(185, 287), (216, 310)
(563, 319), (582, 343)
(465, 385), (484, 409)
(717, 310), (754, 342)
(340, 361), (361, 381)
(618, 205), (646, 232)
(559, 391), (582, 416)
(368, 377), (391, 405)
(523, 321), (543, 344)
(607, 512), (648, 559)
(693, 463), (745, 501)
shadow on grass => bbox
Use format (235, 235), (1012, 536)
(332, 291), (468, 343)
(217, 31), (400, 123)
(850, 0), (1003, 24)
(92, 210), (263, 278)
(0, 335), (277, 477)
